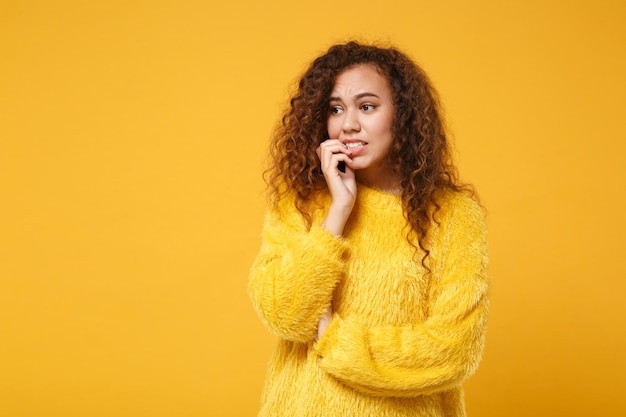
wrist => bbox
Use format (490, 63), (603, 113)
(322, 204), (352, 236)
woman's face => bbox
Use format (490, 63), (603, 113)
(326, 64), (396, 185)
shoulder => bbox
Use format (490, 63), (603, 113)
(427, 191), (487, 270)
(432, 190), (486, 244)
(435, 190), (483, 223)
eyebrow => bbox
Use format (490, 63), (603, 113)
(328, 92), (381, 102)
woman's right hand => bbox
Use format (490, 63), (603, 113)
(316, 139), (357, 236)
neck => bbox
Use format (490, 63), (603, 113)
(356, 168), (402, 195)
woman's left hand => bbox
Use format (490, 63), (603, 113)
(317, 305), (333, 340)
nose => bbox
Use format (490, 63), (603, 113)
(342, 108), (360, 132)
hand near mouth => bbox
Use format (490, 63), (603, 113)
(316, 139), (357, 236)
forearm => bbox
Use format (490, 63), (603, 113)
(314, 295), (488, 397)
(249, 221), (349, 342)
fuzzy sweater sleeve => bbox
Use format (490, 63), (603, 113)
(313, 195), (489, 397)
(248, 198), (349, 343)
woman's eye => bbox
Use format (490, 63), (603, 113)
(361, 104), (375, 111)
(329, 106), (343, 114)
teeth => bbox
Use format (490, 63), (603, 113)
(345, 142), (365, 149)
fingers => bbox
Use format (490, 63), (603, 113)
(317, 139), (352, 174)
(317, 139), (357, 211)
(317, 305), (333, 340)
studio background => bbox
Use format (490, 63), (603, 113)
(1, 1), (624, 416)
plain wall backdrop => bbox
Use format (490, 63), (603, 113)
(1, 0), (625, 416)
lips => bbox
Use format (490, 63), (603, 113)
(345, 142), (366, 150)
(343, 138), (367, 148)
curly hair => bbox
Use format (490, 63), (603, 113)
(265, 41), (475, 267)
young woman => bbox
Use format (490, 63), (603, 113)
(248, 41), (489, 417)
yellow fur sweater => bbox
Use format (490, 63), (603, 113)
(248, 184), (489, 416)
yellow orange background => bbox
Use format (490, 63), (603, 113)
(1, 1), (625, 416)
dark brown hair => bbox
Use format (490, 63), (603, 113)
(265, 41), (475, 266)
